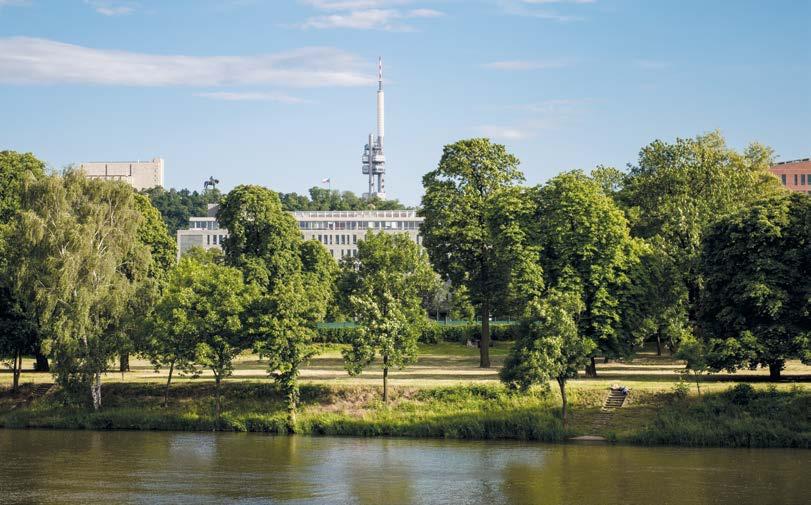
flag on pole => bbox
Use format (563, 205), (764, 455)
(321, 178), (331, 184)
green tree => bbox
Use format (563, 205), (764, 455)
(118, 194), (177, 373)
(143, 251), (215, 406)
(0, 151), (46, 385)
(675, 336), (708, 396)
(217, 185), (334, 423)
(419, 138), (525, 367)
(10, 171), (150, 409)
(278, 187), (408, 211)
(186, 259), (257, 416)
(141, 187), (222, 235)
(529, 171), (639, 376)
(619, 132), (782, 331)
(339, 232), (435, 402)
(500, 286), (594, 428)
(698, 193), (811, 379)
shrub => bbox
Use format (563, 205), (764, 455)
(727, 383), (756, 405)
(672, 378), (690, 400)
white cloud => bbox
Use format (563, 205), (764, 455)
(498, 0), (593, 22)
(302, 0), (413, 8)
(0, 37), (374, 87)
(476, 125), (536, 140)
(521, 0), (595, 4)
(483, 59), (568, 70)
(298, 0), (442, 31)
(478, 99), (591, 140)
(194, 91), (311, 104)
(84, 1), (137, 16)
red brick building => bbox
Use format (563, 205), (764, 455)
(770, 158), (811, 194)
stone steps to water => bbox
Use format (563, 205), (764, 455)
(574, 389), (629, 436)
(9, 383), (54, 411)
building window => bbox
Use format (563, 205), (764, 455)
(781, 175), (787, 185)
(802, 174), (807, 185)
(794, 174), (798, 185)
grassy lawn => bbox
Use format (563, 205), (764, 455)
(1, 341), (809, 447)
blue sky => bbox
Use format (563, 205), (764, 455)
(1, 0), (809, 205)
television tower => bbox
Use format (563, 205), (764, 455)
(362, 57), (386, 200)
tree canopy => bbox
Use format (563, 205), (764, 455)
(141, 186), (222, 235)
(529, 171), (641, 374)
(9, 171), (150, 409)
(217, 185), (335, 422)
(420, 138), (525, 367)
(698, 193), (811, 379)
(619, 132), (782, 327)
(339, 231), (435, 401)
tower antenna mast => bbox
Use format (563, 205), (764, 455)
(362, 57), (386, 200)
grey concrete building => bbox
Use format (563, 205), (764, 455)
(78, 158), (164, 190)
(176, 206), (423, 261)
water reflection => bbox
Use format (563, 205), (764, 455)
(0, 430), (807, 505)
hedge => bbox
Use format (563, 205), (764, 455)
(314, 321), (519, 344)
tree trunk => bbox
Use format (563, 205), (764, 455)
(603, 356), (609, 364)
(480, 303), (491, 368)
(163, 360), (175, 408)
(12, 349), (21, 391)
(382, 354), (389, 403)
(285, 380), (299, 433)
(34, 350), (49, 372)
(585, 356), (597, 377)
(214, 375), (222, 418)
(656, 334), (662, 356)
(768, 362), (782, 380)
(90, 373), (102, 411)
(557, 377), (568, 429)
(119, 353), (130, 373)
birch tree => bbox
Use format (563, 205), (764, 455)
(9, 171), (149, 409)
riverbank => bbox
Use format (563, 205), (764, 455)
(1, 382), (808, 448)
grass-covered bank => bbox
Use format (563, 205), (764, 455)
(1, 382), (808, 448)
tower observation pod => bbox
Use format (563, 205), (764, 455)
(362, 57), (387, 200)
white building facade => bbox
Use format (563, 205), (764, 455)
(78, 158), (164, 190)
(176, 207), (422, 261)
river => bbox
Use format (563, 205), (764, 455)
(0, 430), (807, 504)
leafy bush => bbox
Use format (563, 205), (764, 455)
(727, 383), (756, 405)
(672, 378), (690, 400)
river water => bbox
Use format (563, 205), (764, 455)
(0, 430), (807, 504)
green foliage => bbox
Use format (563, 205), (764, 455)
(672, 378), (690, 400)
(420, 138), (526, 366)
(620, 131), (782, 329)
(338, 232), (435, 400)
(279, 187), (408, 211)
(9, 171), (150, 409)
(500, 288), (595, 426)
(132, 193), (177, 279)
(527, 171), (641, 365)
(698, 193), (811, 378)
(140, 186), (222, 235)
(217, 185), (334, 420)
(634, 385), (810, 448)
(143, 255), (257, 407)
(0, 151), (47, 386)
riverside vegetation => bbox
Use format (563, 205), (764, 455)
(2, 345), (809, 448)
(1, 133), (809, 448)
